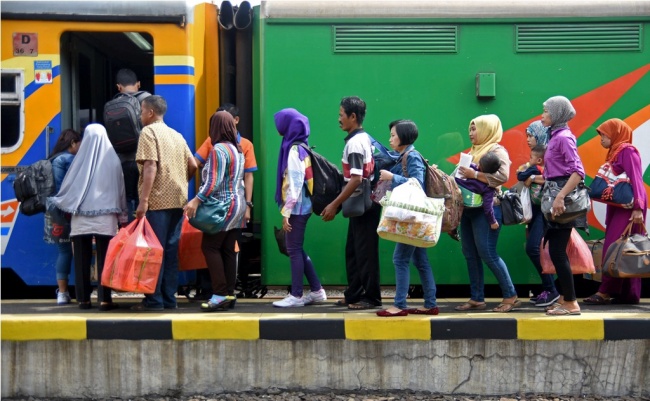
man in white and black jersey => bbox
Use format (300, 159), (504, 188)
(321, 96), (382, 310)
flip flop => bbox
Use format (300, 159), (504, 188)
(545, 302), (562, 312)
(348, 301), (380, 310)
(546, 306), (581, 316)
(334, 299), (350, 307)
(454, 302), (487, 311)
(583, 294), (611, 305)
(492, 300), (522, 313)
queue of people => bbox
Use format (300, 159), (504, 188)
(43, 89), (646, 315)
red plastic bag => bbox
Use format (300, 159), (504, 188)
(178, 216), (207, 271)
(101, 217), (163, 294)
(541, 228), (596, 275)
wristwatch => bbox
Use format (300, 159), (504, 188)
(530, 175), (536, 183)
(246, 201), (254, 208)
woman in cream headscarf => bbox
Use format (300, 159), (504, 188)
(584, 118), (646, 305)
(49, 124), (127, 311)
(455, 114), (519, 313)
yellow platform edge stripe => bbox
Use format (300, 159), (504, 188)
(518, 317), (605, 340)
(1, 317), (87, 341)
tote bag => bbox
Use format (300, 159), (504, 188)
(589, 162), (634, 208)
(540, 228), (596, 275)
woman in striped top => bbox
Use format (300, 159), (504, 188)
(184, 111), (246, 311)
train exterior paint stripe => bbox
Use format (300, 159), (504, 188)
(254, 1), (650, 286)
(1, 1), (220, 287)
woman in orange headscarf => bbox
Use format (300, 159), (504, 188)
(584, 118), (647, 305)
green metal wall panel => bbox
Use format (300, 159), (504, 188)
(255, 17), (650, 286)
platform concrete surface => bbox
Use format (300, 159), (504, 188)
(2, 298), (649, 399)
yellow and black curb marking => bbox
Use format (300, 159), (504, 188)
(2, 315), (649, 341)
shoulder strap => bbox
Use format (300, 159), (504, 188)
(47, 151), (65, 162)
(135, 91), (151, 102)
(401, 150), (412, 177)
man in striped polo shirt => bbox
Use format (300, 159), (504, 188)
(321, 96), (382, 310)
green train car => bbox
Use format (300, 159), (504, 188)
(253, 0), (650, 286)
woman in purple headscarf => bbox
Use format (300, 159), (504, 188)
(272, 108), (327, 308)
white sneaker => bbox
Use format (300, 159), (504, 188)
(302, 288), (327, 305)
(273, 295), (305, 308)
(56, 289), (71, 305)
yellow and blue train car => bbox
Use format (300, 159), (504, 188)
(1, 1), (221, 289)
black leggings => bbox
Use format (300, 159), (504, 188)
(202, 229), (240, 296)
(71, 234), (112, 304)
(545, 228), (575, 301)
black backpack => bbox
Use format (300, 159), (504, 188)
(294, 143), (344, 216)
(13, 152), (63, 216)
(103, 91), (150, 154)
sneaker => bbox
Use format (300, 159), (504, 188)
(302, 288), (327, 305)
(535, 290), (561, 307)
(273, 295), (305, 308)
(56, 289), (71, 305)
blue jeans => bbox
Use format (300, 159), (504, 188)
(286, 214), (321, 297)
(460, 205), (517, 301)
(55, 242), (73, 281)
(526, 205), (556, 293)
(393, 243), (437, 309)
(143, 209), (183, 309)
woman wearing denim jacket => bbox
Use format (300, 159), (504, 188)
(455, 114), (520, 313)
(48, 129), (82, 305)
(271, 108), (327, 308)
(376, 120), (439, 317)
(540, 96), (587, 316)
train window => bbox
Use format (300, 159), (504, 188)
(1, 70), (24, 153)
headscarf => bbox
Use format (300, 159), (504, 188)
(543, 96), (576, 131)
(49, 124), (125, 216)
(596, 118), (635, 162)
(209, 111), (242, 153)
(526, 121), (549, 146)
(274, 108), (311, 206)
(468, 114), (503, 163)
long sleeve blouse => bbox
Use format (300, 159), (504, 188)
(280, 145), (312, 217)
(389, 145), (426, 190)
(543, 128), (585, 180)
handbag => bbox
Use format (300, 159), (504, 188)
(274, 226), (289, 256)
(541, 180), (591, 224)
(371, 180), (392, 204)
(583, 238), (604, 282)
(589, 162), (634, 208)
(602, 222), (650, 278)
(188, 196), (232, 234)
(540, 228), (596, 275)
(342, 178), (372, 218)
(499, 190), (525, 226)
(43, 201), (71, 244)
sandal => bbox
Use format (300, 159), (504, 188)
(492, 300), (521, 313)
(545, 302), (562, 312)
(348, 301), (380, 310)
(546, 306), (581, 316)
(334, 299), (350, 307)
(405, 307), (439, 315)
(583, 294), (611, 305)
(454, 301), (487, 311)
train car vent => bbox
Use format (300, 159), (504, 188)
(516, 23), (642, 53)
(332, 25), (458, 54)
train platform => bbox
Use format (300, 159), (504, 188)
(3, 296), (649, 399)
(2, 296), (649, 341)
